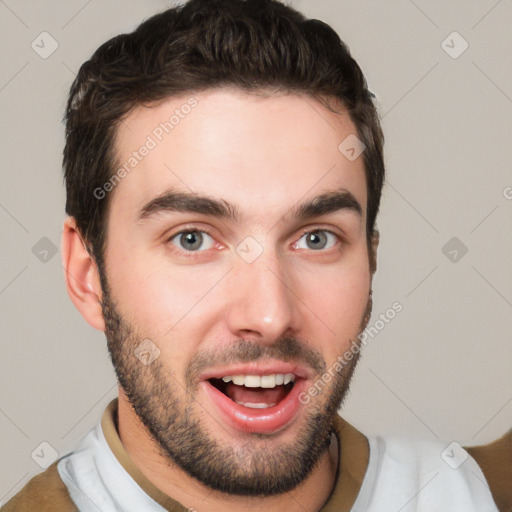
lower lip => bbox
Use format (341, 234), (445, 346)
(202, 379), (307, 434)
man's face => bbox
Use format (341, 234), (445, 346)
(100, 88), (372, 495)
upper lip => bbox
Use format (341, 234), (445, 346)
(200, 360), (313, 382)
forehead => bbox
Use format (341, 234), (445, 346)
(109, 88), (367, 226)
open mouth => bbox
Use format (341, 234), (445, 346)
(208, 373), (296, 409)
(201, 369), (307, 434)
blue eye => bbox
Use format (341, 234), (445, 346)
(295, 230), (338, 251)
(169, 230), (215, 252)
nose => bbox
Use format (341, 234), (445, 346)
(224, 247), (303, 344)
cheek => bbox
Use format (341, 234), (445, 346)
(106, 246), (228, 337)
(105, 263), (213, 379)
(297, 259), (370, 358)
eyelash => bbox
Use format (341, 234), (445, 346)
(166, 226), (343, 257)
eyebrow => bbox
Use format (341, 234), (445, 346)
(137, 188), (363, 223)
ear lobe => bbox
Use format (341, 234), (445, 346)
(61, 217), (105, 331)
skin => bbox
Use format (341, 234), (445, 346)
(62, 88), (378, 512)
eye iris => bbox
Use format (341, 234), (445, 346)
(307, 231), (327, 250)
(181, 231), (203, 250)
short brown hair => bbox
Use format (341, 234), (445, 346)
(63, 0), (385, 269)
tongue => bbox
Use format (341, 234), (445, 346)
(225, 383), (289, 406)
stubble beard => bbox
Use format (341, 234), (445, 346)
(100, 279), (363, 496)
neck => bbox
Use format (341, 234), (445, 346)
(117, 390), (339, 512)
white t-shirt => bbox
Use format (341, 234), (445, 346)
(57, 416), (499, 511)
(351, 435), (498, 511)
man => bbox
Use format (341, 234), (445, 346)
(3, 0), (510, 510)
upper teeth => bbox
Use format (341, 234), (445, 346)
(221, 374), (295, 388)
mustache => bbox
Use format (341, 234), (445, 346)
(185, 337), (327, 387)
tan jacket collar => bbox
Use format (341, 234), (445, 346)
(101, 398), (369, 512)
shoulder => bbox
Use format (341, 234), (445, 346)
(1, 459), (78, 512)
(465, 429), (512, 512)
(353, 434), (500, 511)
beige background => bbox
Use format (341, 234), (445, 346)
(1, 0), (511, 504)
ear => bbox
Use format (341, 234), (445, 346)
(369, 228), (379, 276)
(61, 217), (105, 331)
